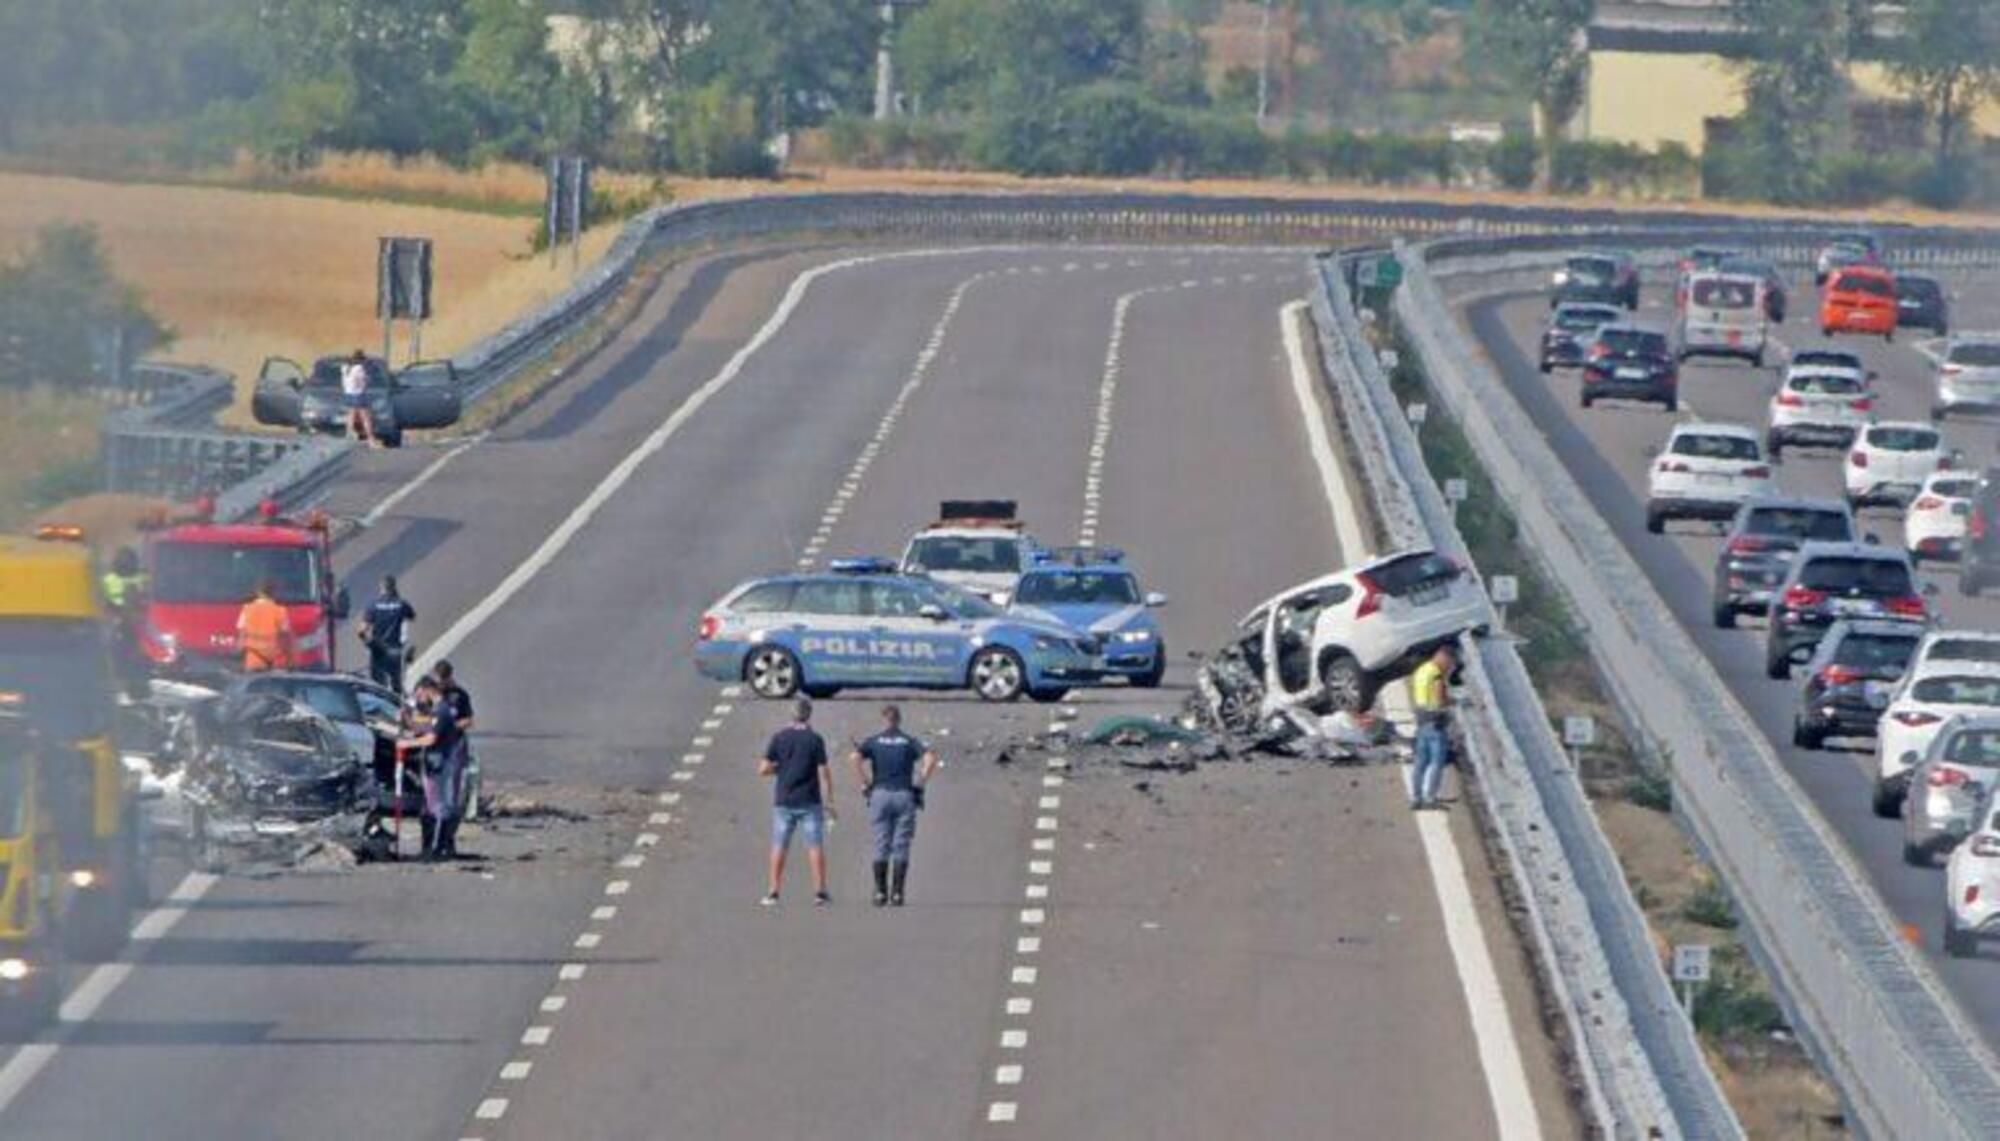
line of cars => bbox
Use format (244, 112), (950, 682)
(1545, 239), (2000, 958)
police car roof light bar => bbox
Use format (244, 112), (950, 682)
(936, 499), (1019, 528)
(1035, 546), (1123, 567)
(827, 557), (900, 576)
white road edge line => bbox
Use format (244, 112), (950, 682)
(1279, 300), (1541, 1141)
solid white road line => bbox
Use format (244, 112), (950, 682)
(0, 872), (218, 1114)
(1278, 300), (1542, 1141)
(361, 434), (487, 527)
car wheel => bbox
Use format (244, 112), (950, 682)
(1579, 392), (1594, 409)
(1320, 652), (1374, 713)
(1932, 405), (1948, 422)
(1944, 918), (1977, 959)
(1539, 360), (1551, 375)
(1792, 720), (1824, 750)
(1712, 598), (1736, 629)
(379, 431), (403, 449)
(1885, 329), (1895, 343)
(744, 646), (803, 700)
(1821, 326), (1834, 338)
(1903, 840), (1929, 867)
(1752, 348), (1765, 369)
(1645, 506), (1666, 535)
(1764, 640), (1791, 679)
(1766, 435), (1783, 461)
(1873, 781), (1904, 819)
(1135, 648), (1166, 689)
(1662, 395), (1678, 413)
(969, 647), (1027, 703)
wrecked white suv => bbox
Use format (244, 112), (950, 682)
(1201, 549), (1488, 728)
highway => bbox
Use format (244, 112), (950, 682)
(0, 245), (1571, 1139)
(1462, 265), (2000, 1050)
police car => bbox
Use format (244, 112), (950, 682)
(901, 500), (1040, 603)
(1008, 548), (1168, 687)
(695, 559), (1100, 703)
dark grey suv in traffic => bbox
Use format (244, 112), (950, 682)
(1712, 497), (1855, 628)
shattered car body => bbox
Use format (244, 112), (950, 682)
(165, 691), (378, 867)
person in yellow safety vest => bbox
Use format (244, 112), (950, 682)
(236, 580), (294, 672)
(1408, 644), (1456, 810)
(100, 547), (147, 611)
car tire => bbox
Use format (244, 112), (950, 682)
(379, 431), (403, 449)
(1764, 639), (1791, 680)
(1933, 405), (1948, 422)
(969, 647), (1028, 703)
(744, 646), (803, 700)
(1873, 782), (1904, 819)
(1792, 720), (1825, 750)
(1662, 395), (1678, 413)
(1821, 326), (1834, 338)
(1767, 436), (1783, 461)
(1903, 840), (1929, 867)
(1944, 919), (1977, 959)
(1712, 598), (1736, 629)
(1579, 392), (1594, 410)
(1538, 359), (1551, 375)
(1135, 649), (1166, 689)
(1752, 347), (1766, 369)
(1320, 652), (1374, 714)
(1645, 506), (1666, 535)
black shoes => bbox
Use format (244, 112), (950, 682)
(889, 861), (907, 907)
(872, 861), (889, 907)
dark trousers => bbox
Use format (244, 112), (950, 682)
(369, 644), (406, 695)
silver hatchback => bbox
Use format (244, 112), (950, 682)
(1903, 713), (2000, 866)
(1934, 337), (2000, 419)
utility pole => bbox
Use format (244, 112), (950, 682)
(1257, 0), (1273, 124)
(874, 2), (896, 121)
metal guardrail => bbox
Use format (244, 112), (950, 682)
(1312, 257), (1733, 1140)
(1394, 234), (2000, 1141)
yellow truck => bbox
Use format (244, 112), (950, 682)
(0, 534), (144, 987)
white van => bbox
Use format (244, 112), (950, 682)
(1676, 270), (1769, 366)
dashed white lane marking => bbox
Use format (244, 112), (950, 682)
(1031, 837), (1055, 852)
(522, 1026), (553, 1046)
(0, 872), (218, 1113)
(1011, 967), (1039, 984)
(476, 1099), (508, 1120)
(1020, 909), (1046, 925)
(604, 881), (630, 896)
(540, 996), (567, 1013)
(996, 1065), (1025, 1084)
(591, 905), (617, 921)
(575, 933), (603, 949)
(649, 812), (673, 825)
(1024, 884), (1049, 900)
(1279, 298), (1541, 1141)
(500, 1062), (533, 1081)
(1006, 998), (1033, 1016)
(659, 792), (682, 805)
(1034, 816), (1058, 831)
(558, 963), (586, 981)
(1000, 1030), (1029, 1049)
(988, 1103), (1019, 1123)
(1017, 937), (1041, 954)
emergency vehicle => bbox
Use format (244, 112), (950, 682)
(900, 501), (1040, 604)
(0, 532), (147, 972)
(135, 500), (349, 677)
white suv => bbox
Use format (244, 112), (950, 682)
(1219, 549), (1488, 716)
(1933, 337), (2000, 420)
(901, 500), (1039, 603)
(1906, 471), (1978, 564)
(1767, 368), (1874, 458)
(1645, 422), (1774, 533)
(1944, 785), (2000, 957)
(1875, 660), (2000, 818)
(1844, 421), (1948, 509)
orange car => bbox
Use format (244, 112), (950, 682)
(1820, 265), (1899, 341)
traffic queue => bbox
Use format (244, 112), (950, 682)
(1540, 235), (2000, 959)
(0, 500), (469, 1035)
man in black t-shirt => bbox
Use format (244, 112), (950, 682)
(851, 704), (939, 907)
(759, 698), (836, 906)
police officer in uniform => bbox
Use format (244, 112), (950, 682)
(358, 575), (416, 695)
(399, 676), (467, 860)
(851, 704), (938, 907)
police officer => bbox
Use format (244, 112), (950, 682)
(358, 575), (416, 695)
(399, 676), (467, 860)
(851, 704), (938, 907)
(432, 659), (477, 822)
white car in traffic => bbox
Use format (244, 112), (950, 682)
(1875, 660), (2000, 817)
(1913, 629), (2000, 673)
(1932, 337), (2000, 420)
(901, 500), (1039, 603)
(1944, 785), (2000, 957)
(1768, 368), (1874, 457)
(1906, 471), (1979, 564)
(1224, 549), (1488, 715)
(1844, 421), (1948, 509)
(1645, 422), (1774, 533)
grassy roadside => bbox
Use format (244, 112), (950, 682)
(1371, 312), (1846, 1139)
(0, 388), (106, 530)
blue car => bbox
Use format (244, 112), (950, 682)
(694, 559), (1100, 703)
(1008, 549), (1169, 687)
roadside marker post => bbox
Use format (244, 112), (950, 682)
(1672, 944), (1711, 1015)
(1443, 477), (1468, 524)
(1490, 574), (1519, 635)
(1561, 714), (1595, 777)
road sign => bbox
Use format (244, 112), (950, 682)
(1357, 253), (1404, 290)
(1491, 575), (1519, 605)
(1405, 402), (1429, 426)
(1378, 349), (1400, 372)
(1563, 714), (1596, 748)
(1444, 478), (1469, 503)
(1672, 944), (1712, 983)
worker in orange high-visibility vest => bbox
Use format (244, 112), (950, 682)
(236, 579), (294, 672)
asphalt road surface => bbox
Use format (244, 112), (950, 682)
(1463, 265), (2000, 1051)
(0, 245), (1572, 1140)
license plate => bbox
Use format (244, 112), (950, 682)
(1696, 473), (1728, 485)
(1616, 367), (1647, 380)
(1407, 583), (1448, 605)
(1832, 598), (1876, 616)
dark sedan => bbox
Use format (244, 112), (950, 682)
(1580, 325), (1676, 411)
(1895, 273), (1950, 335)
(1550, 251), (1640, 310)
(1539, 303), (1624, 373)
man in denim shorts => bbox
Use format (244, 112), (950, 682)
(759, 698), (837, 906)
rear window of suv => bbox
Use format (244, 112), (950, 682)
(1746, 507), (1852, 542)
(1865, 425), (1940, 451)
(1368, 552), (1459, 595)
(1913, 676), (2000, 705)
(1833, 632), (1920, 669)
(1928, 638), (2000, 664)
(1942, 729), (2000, 765)
(1671, 433), (1759, 461)
(1692, 278), (1757, 309)
(1566, 257), (1617, 283)
(1789, 373), (1865, 395)
(1797, 557), (1913, 595)
(1599, 329), (1667, 356)
(1948, 343), (2000, 367)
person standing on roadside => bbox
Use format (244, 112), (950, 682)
(432, 659), (479, 823)
(1409, 644), (1456, 810)
(759, 697), (836, 907)
(851, 704), (938, 907)
(359, 575), (416, 695)
(236, 579), (293, 673)
(399, 675), (466, 860)
(341, 350), (376, 446)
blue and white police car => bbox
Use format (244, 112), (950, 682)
(695, 558), (1101, 703)
(1008, 548), (1169, 687)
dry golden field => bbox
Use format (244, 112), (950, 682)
(0, 171), (621, 425)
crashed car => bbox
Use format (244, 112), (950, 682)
(164, 690), (379, 870)
(900, 500), (1040, 603)
(1008, 548), (1169, 687)
(1198, 550), (1487, 731)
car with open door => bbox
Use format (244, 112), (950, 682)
(252, 356), (463, 448)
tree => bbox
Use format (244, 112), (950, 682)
(1727, 0), (1854, 204)
(1469, 0), (1594, 187)
(0, 225), (166, 389)
(1888, 0), (2000, 202)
